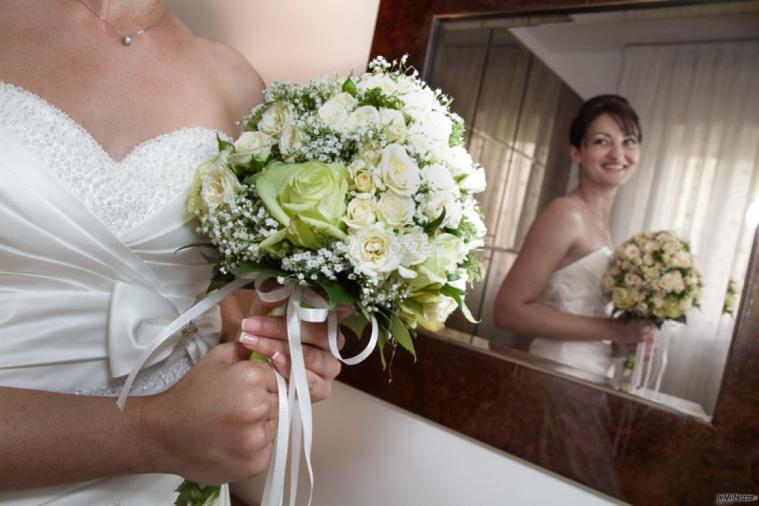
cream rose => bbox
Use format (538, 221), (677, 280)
(445, 146), (475, 178)
(379, 108), (407, 143)
(357, 73), (397, 95)
(660, 271), (686, 293)
(347, 224), (401, 277)
(423, 192), (462, 229)
(278, 124), (307, 157)
(344, 196), (376, 229)
(421, 295), (458, 331)
(377, 191), (415, 227)
(345, 105), (381, 131)
(188, 152), (242, 213)
(399, 229), (430, 267)
(318, 94), (353, 131)
(258, 102), (292, 137)
(424, 163), (457, 193)
(230, 131), (272, 165)
(458, 166), (487, 193)
(379, 144), (421, 196)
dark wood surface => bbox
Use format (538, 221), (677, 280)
(340, 1), (759, 504)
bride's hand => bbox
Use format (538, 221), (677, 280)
(238, 288), (346, 402)
(144, 342), (278, 484)
(615, 319), (656, 359)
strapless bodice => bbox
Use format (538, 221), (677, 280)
(0, 81), (226, 505)
(530, 248), (615, 378)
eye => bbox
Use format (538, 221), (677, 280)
(623, 137), (639, 146)
(592, 137), (610, 146)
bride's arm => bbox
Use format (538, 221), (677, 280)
(494, 199), (650, 344)
(0, 343), (277, 490)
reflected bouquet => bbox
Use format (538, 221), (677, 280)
(602, 230), (703, 326)
(179, 56), (486, 505)
(602, 230), (703, 392)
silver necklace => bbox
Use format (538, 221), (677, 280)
(75, 0), (167, 46)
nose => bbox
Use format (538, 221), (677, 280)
(608, 142), (624, 161)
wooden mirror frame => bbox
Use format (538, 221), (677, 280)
(338, 1), (759, 503)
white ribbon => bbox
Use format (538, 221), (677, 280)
(115, 273), (379, 506)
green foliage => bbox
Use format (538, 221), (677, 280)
(441, 283), (478, 323)
(358, 87), (404, 110)
(216, 134), (233, 152)
(389, 314), (416, 360)
(449, 117), (465, 147)
(423, 208), (446, 234)
(461, 253), (486, 285)
(314, 277), (360, 309)
(342, 76), (358, 97)
(175, 480), (219, 506)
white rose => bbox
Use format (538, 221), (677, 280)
(623, 244), (641, 262)
(200, 161), (242, 210)
(345, 105), (381, 131)
(422, 296), (458, 328)
(424, 163), (457, 193)
(428, 141), (451, 164)
(278, 124), (306, 157)
(399, 229), (430, 266)
(660, 271), (685, 293)
(424, 110), (453, 142)
(379, 144), (421, 196)
(400, 89), (435, 121)
(379, 108), (407, 142)
(377, 191), (415, 227)
(462, 204), (486, 248)
(344, 196), (376, 229)
(318, 96), (352, 131)
(679, 298), (693, 312)
(258, 102), (292, 137)
(357, 73), (397, 95)
(624, 272), (643, 288)
(347, 224), (401, 277)
(445, 146), (474, 178)
(230, 131), (272, 165)
(458, 165), (486, 193)
(423, 192), (463, 229)
(670, 251), (692, 268)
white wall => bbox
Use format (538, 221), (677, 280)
(167, 0), (380, 83)
(167, 3), (618, 505)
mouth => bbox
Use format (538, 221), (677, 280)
(602, 164), (627, 172)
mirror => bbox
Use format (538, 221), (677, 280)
(425, 0), (759, 418)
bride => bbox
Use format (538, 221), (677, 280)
(494, 95), (655, 379)
(0, 1), (340, 504)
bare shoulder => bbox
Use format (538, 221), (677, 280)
(534, 195), (586, 235)
(193, 36), (266, 117)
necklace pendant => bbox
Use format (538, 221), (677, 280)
(122, 35), (133, 46)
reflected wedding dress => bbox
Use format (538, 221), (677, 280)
(0, 82), (230, 505)
(529, 248), (614, 379)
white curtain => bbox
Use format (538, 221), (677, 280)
(610, 40), (759, 414)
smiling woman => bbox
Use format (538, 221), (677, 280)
(493, 95), (655, 382)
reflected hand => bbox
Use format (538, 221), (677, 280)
(616, 319), (656, 359)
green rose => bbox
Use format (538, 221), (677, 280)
(653, 297), (683, 319)
(611, 287), (636, 310)
(399, 293), (458, 332)
(256, 160), (349, 254)
(409, 233), (466, 290)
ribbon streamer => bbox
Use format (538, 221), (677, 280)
(116, 274), (380, 506)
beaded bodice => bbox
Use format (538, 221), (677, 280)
(0, 81), (219, 236)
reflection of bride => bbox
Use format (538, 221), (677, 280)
(0, 1), (340, 504)
(494, 95), (654, 379)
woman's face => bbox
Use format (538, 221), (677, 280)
(570, 113), (640, 188)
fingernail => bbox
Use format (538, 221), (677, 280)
(272, 351), (287, 368)
(239, 333), (260, 347)
(242, 318), (261, 332)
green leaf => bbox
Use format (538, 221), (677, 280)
(314, 277), (359, 309)
(423, 207), (446, 234)
(342, 76), (358, 97)
(249, 351), (269, 363)
(377, 329), (390, 369)
(216, 133), (233, 152)
(441, 283), (479, 323)
(236, 260), (290, 279)
(341, 313), (369, 339)
(389, 314), (416, 360)
(175, 480), (220, 506)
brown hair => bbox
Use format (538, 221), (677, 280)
(569, 95), (642, 148)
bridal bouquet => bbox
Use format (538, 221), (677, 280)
(602, 230), (703, 325)
(180, 55), (486, 505)
(602, 230), (703, 393)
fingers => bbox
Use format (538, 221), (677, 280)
(241, 315), (346, 352)
(239, 334), (342, 381)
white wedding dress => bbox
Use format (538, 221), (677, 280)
(529, 248), (614, 380)
(0, 82), (230, 505)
